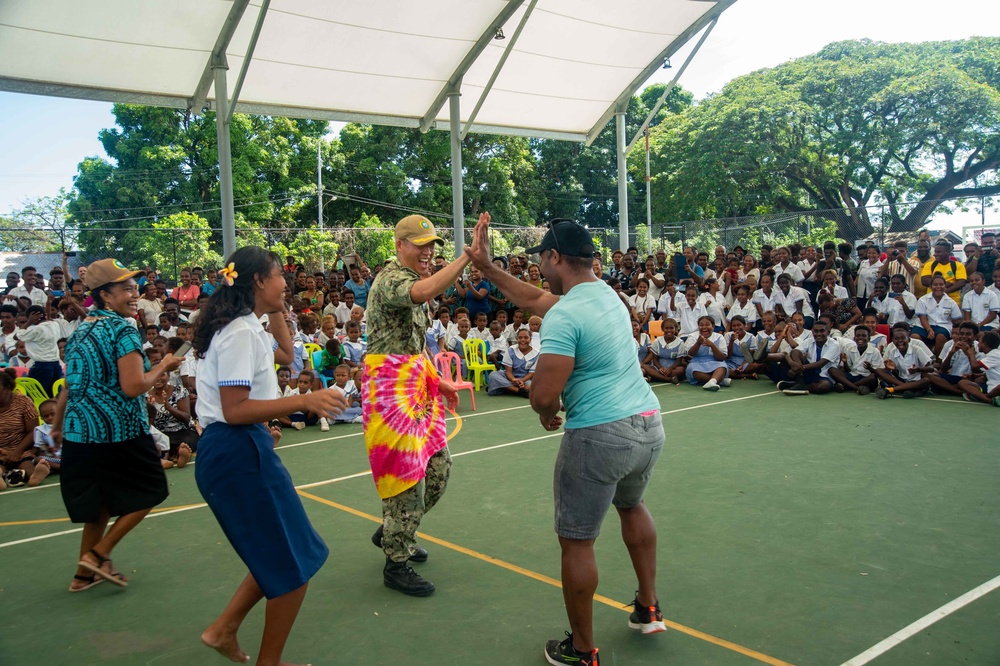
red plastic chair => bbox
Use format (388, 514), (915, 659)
(434, 352), (475, 411)
(10, 365), (29, 378)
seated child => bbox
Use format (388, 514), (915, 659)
(828, 324), (883, 395)
(682, 315), (729, 390)
(487, 329), (538, 397)
(956, 330), (1000, 406)
(287, 369), (330, 431)
(330, 364), (363, 424)
(147, 373), (199, 460)
(726, 285), (758, 332)
(317, 315), (339, 346)
(449, 317), (473, 377)
(27, 399), (59, 487)
(725, 315), (762, 380)
(778, 320), (838, 395)
(504, 309), (528, 346)
(927, 322), (982, 397)
(342, 321), (367, 378)
(425, 308), (448, 357)
(316, 338), (345, 385)
(485, 320), (509, 366)
(527, 315), (543, 350)
(642, 318), (686, 384)
(470, 312), (491, 341)
(874, 324), (935, 399)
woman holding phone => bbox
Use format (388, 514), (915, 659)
(192, 246), (346, 666)
(51, 259), (185, 592)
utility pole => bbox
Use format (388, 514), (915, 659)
(318, 142), (324, 271)
(645, 127), (652, 252)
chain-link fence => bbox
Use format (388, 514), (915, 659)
(1, 195), (994, 281)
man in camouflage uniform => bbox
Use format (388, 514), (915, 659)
(364, 213), (480, 596)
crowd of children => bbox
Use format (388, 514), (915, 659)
(1, 234), (996, 489)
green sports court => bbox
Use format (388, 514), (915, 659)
(1, 383), (998, 665)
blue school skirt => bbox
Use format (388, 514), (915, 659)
(195, 422), (328, 599)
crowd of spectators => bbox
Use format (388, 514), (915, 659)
(1, 230), (998, 488)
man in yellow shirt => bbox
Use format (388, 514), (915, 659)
(920, 241), (967, 304)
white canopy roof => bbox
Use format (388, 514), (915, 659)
(0, 0), (734, 142)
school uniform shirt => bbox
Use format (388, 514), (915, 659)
(797, 259), (819, 284)
(698, 292), (727, 327)
(818, 284), (849, 300)
(331, 303), (353, 327)
(649, 336), (684, 366)
(841, 340), (884, 376)
(726, 300), (758, 326)
(196, 313), (278, 428)
(34, 422), (60, 456)
(137, 297), (163, 322)
(628, 293), (657, 319)
(469, 327), (491, 342)
(501, 345), (539, 378)
(485, 334), (509, 356)
(8, 285), (48, 307)
(882, 341), (933, 382)
(0, 329), (17, 360)
(978, 348), (1000, 392)
(342, 339), (367, 364)
(916, 293), (962, 331)
(962, 288), (1000, 328)
(673, 300), (708, 337)
(277, 384), (295, 399)
(988, 284), (1000, 301)
(796, 337), (840, 378)
(855, 259), (883, 299)
(877, 292), (919, 327)
(682, 331), (727, 359)
(17, 321), (61, 362)
(503, 323), (528, 346)
(773, 286), (814, 319)
(725, 331), (758, 358)
(58, 317), (81, 340)
(938, 339), (982, 377)
(656, 291), (680, 318)
(772, 262), (804, 284)
(751, 288), (778, 316)
(756, 329), (779, 353)
(634, 332), (651, 363)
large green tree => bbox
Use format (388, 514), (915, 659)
(646, 38), (1000, 240)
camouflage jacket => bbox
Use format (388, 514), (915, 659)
(366, 260), (430, 356)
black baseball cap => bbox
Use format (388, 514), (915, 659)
(526, 219), (595, 258)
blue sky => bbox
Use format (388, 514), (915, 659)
(1, 0), (998, 234)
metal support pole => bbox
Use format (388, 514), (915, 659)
(213, 58), (237, 261)
(645, 127), (652, 253)
(317, 144), (324, 271)
(449, 87), (465, 254)
(616, 110), (629, 252)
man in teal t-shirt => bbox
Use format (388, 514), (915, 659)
(469, 217), (666, 666)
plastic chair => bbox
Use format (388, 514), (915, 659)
(15, 376), (51, 413)
(648, 320), (664, 340)
(434, 352), (475, 411)
(10, 365), (29, 378)
(52, 378), (66, 395)
(462, 338), (494, 391)
(311, 350), (330, 387)
(303, 342), (322, 368)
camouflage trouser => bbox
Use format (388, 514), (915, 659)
(380, 446), (452, 562)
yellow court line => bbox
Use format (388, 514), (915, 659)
(0, 502), (206, 528)
(296, 490), (795, 666)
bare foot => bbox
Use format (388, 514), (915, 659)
(28, 459), (51, 487)
(201, 629), (250, 664)
(176, 443), (193, 468)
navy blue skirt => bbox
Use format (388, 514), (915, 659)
(195, 422), (328, 599)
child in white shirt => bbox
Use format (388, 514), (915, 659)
(829, 324), (883, 394)
(330, 364), (363, 423)
(641, 318), (685, 384)
(956, 330), (1000, 405)
(874, 325), (934, 398)
(485, 320), (509, 366)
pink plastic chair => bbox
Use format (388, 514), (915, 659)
(10, 365), (29, 378)
(434, 352), (476, 411)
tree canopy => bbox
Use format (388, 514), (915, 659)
(644, 37), (1000, 240)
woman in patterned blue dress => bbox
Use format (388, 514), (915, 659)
(52, 259), (184, 592)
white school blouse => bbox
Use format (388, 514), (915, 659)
(196, 313), (279, 428)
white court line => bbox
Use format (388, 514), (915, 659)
(839, 573), (1000, 666)
(0, 403), (535, 496)
(0, 390), (778, 548)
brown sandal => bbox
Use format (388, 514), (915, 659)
(77, 548), (128, 588)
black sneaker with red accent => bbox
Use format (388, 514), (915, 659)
(628, 592), (667, 634)
(544, 632), (599, 666)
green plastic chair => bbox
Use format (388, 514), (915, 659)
(52, 378), (66, 395)
(462, 338), (494, 391)
(15, 377), (51, 422)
